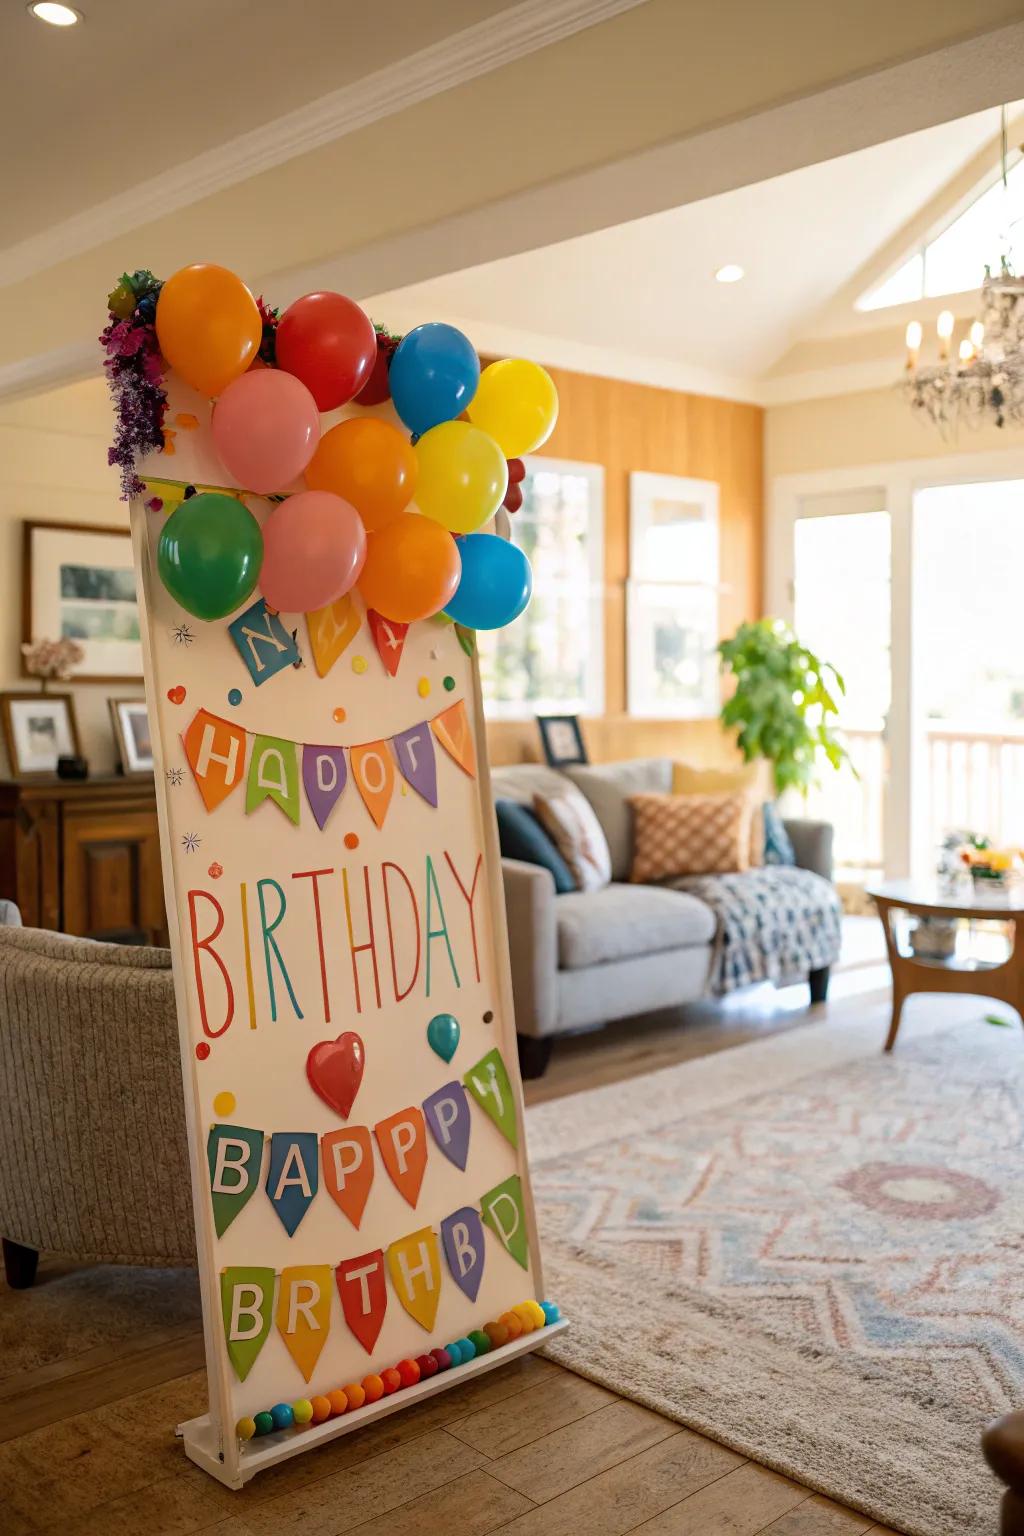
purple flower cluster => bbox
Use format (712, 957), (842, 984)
(99, 271), (167, 499)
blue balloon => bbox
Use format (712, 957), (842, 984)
(445, 534), (533, 630)
(389, 323), (480, 436)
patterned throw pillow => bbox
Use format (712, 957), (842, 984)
(533, 785), (612, 892)
(629, 792), (753, 883)
(672, 760), (766, 864)
(762, 801), (796, 866)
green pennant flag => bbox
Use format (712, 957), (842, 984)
(481, 1174), (529, 1270)
(207, 1124), (264, 1237)
(220, 1266), (275, 1381)
(463, 1047), (517, 1147)
(246, 734), (300, 824)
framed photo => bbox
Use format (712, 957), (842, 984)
(23, 520), (141, 684)
(109, 698), (154, 776)
(1, 692), (80, 777)
(537, 714), (588, 768)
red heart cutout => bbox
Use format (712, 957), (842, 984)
(307, 1031), (365, 1119)
(167, 686), (186, 705)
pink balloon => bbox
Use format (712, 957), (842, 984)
(212, 370), (320, 494)
(259, 491), (366, 613)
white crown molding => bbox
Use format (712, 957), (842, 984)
(0, 0), (649, 291)
(0, 340), (98, 405)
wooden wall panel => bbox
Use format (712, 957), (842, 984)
(483, 365), (764, 767)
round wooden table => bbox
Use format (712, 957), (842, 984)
(869, 878), (1024, 1050)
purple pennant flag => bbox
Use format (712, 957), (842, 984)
(422, 1081), (471, 1171)
(391, 722), (437, 807)
(441, 1206), (485, 1302)
(302, 745), (348, 831)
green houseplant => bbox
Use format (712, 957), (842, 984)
(718, 618), (851, 796)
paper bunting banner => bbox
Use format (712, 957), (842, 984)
(391, 721), (438, 807)
(276, 1264), (333, 1382)
(229, 598), (301, 686)
(307, 594), (360, 678)
(221, 1266), (274, 1381)
(302, 744), (348, 830)
(387, 1226), (441, 1331)
(321, 1126), (374, 1229)
(441, 1206), (485, 1302)
(464, 1048), (518, 1147)
(183, 709), (246, 812)
(207, 1124), (264, 1237)
(367, 609), (408, 676)
(431, 699), (476, 778)
(247, 734), (301, 824)
(266, 1132), (319, 1236)
(422, 1081), (471, 1171)
(375, 1106), (427, 1208)
(336, 1250), (387, 1353)
(481, 1174), (529, 1270)
(350, 740), (395, 829)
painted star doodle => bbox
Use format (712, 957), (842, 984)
(165, 768), (184, 787)
(172, 623), (194, 646)
(181, 832), (201, 853)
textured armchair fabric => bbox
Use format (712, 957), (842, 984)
(783, 818), (834, 881)
(0, 926), (195, 1266)
(501, 859), (558, 1040)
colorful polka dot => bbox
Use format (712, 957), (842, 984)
(333, 706), (347, 723)
(195, 1041), (210, 1061)
(443, 675), (456, 691)
(227, 688), (242, 706)
(483, 1010), (494, 1023)
(352, 655), (368, 674)
(417, 676), (430, 698)
(213, 1091), (236, 1117)
(344, 832), (359, 850)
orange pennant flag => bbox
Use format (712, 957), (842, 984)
(321, 1126), (374, 1229)
(350, 740), (395, 829)
(431, 700), (476, 779)
(367, 610), (408, 677)
(374, 1106), (427, 1208)
(182, 708), (248, 812)
(387, 1226), (441, 1331)
(275, 1264), (333, 1382)
(306, 594), (360, 678)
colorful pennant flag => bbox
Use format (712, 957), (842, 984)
(422, 1081), (471, 1171)
(441, 1206), (485, 1302)
(229, 598), (301, 686)
(321, 1126), (374, 1229)
(350, 740), (395, 829)
(387, 1226), (441, 1331)
(307, 595), (360, 678)
(183, 709), (246, 812)
(302, 744), (348, 831)
(464, 1048), (518, 1147)
(367, 610), (408, 676)
(375, 1107), (427, 1208)
(221, 1266), (275, 1381)
(207, 1124), (264, 1237)
(276, 1264), (333, 1382)
(391, 721), (438, 807)
(431, 699), (476, 778)
(336, 1249), (387, 1353)
(481, 1174), (529, 1270)
(266, 1132), (319, 1236)
(246, 734), (301, 824)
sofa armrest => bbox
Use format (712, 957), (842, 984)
(501, 858), (559, 1040)
(783, 818), (834, 881)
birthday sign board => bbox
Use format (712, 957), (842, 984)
(107, 267), (564, 1487)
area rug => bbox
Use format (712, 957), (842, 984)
(528, 1003), (1021, 1536)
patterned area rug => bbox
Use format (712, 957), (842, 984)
(528, 1005), (1020, 1536)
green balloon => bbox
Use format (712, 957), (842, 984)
(157, 492), (263, 621)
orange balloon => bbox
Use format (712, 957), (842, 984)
(155, 263), (262, 397)
(305, 418), (417, 532)
(358, 513), (461, 624)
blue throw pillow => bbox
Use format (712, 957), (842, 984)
(762, 801), (796, 866)
(495, 799), (576, 894)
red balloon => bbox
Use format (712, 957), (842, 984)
(275, 292), (376, 411)
(503, 483), (523, 513)
(507, 457), (526, 484)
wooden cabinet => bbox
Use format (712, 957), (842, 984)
(0, 778), (167, 944)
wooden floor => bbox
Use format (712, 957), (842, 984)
(5, 953), (910, 1536)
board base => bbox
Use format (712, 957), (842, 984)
(178, 1315), (569, 1488)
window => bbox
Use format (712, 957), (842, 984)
(857, 155), (1024, 311)
(627, 473), (719, 717)
(477, 457), (604, 717)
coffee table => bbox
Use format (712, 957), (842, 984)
(869, 878), (1024, 1051)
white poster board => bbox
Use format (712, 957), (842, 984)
(129, 379), (562, 1487)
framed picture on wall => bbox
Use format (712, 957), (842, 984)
(537, 714), (589, 767)
(1, 691), (80, 777)
(109, 698), (154, 776)
(22, 521), (142, 684)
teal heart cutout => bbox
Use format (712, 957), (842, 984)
(427, 1012), (460, 1063)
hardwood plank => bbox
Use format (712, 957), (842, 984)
(55, 1468), (239, 1536)
(488, 1400), (678, 1502)
(345, 1469), (533, 1536)
(446, 1373), (616, 1458)
(760, 1494), (874, 1534)
(490, 1424), (744, 1536)
(631, 1463), (808, 1535)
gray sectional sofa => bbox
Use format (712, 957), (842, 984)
(491, 757), (839, 1077)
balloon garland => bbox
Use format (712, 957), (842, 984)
(100, 266), (558, 633)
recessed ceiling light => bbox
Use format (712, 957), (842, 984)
(715, 264), (745, 284)
(28, 2), (82, 25)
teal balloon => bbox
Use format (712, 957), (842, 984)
(445, 533), (532, 630)
(427, 1012), (460, 1063)
(389, 323), (480, 436)
(157, 492), (263, 621)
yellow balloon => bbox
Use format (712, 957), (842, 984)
(467, 358), (558, 457)
(415, 421), (507, 535)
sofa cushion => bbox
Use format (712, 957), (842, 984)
(630, 791), (753, 882)
(534, 784), (612, 892)
(555, 882), (716, 970)
(564, 758), (671, 880)
(495, 799), (576, 894)
(489, 762), (568, 805)
(671, 760), (766, 865)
